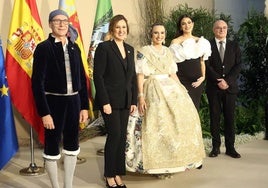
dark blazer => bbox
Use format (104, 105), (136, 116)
(32, 34), (89, 117)
(206, 39), (241, 94)
(93, 40), (137, 110)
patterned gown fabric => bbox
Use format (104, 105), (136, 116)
(126, 45), (205, 174)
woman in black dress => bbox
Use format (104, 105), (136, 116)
(169, 15), (211, 110)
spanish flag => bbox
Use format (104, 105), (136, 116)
(59, 0), (95, 122)
(5, 0), (45, 144)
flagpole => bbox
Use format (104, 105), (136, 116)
(88, 0), (113, 156)
(19, 127), (45, 176)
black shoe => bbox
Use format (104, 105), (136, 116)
(114, 177), (126, 188)
(196, 165), (203, 169)
(116, 184), (126, 188)
(225, 150), (241, 158)
(209, 148), (220, 157)
(105, 178), (118, 188)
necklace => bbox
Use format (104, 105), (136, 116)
(149, 45), (168, 68)
(150, 45), (165, 56)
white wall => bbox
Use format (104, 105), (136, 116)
(214, 0), (265, 31)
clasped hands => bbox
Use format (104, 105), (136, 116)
(217, 78), (229, 90)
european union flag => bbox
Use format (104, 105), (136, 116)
(0, 38), (19, 170)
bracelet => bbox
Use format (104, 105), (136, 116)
(138, 93), (144, 98)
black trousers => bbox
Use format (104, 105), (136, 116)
(207, 90), (237, 151)
(101, 109), (129, 177)
(44, 94), (80, 157)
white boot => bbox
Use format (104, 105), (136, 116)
(45, 159), (60, 188)
(63, 154), (77, 188)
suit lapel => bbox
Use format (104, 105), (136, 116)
(211, 39), (222, 62)
(110, 40), (128, 71)
(223, 41), (231, 63)
(125, 44), (132, 72)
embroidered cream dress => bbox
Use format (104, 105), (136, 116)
(126, 45), (205, 174)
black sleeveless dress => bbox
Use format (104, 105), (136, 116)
(169, 37), (211, 110)
(176, 57), (204, 110)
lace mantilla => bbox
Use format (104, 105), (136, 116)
(135, 45), (177, 75)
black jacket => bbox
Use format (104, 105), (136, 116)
(32, 34), (89, 116)
(93, 40), (137, 110)
(206, 39), (242, 94)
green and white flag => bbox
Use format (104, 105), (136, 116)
(88, 0), (113, 100)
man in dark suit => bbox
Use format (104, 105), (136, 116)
(206, 20), (242, 158)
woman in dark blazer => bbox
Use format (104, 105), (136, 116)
(93, 15), (137, 188)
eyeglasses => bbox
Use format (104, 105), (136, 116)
(51, 19), (69, 25)
(215, 26), (228, 30)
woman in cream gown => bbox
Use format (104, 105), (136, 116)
(126, 23), (205, 175)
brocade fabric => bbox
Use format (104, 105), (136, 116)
(126, 45), (205, 174)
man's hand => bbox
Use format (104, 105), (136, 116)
(217, 78), (229, 90)
(79, 110), (89, 123)
(42, 115), (55, 129)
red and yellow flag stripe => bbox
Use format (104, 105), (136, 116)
(59, 0), (95, 123)
(6, 0), (45, 144)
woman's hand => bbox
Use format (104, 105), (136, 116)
(192, 76), (205, 88)
(138, 97), (147, 115)
(103, 104), (112, 114)
(129, 105), (137, 115)
(42, 115), (54, 130)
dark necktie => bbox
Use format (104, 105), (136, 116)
(219, 41), (225, 62)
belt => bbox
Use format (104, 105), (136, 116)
(148, 74), (169, 79)
(45, 91), (78, 96)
